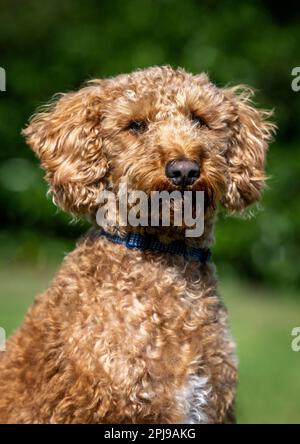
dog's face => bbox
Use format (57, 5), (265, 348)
(23, 66), (275, 227)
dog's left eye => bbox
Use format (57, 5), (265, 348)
(191, 113), (208, 128)
(127, 120), (148, 134)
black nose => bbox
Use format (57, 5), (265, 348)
(165, 159), (200, 186)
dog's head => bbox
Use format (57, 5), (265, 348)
(23, 66), (275, 231)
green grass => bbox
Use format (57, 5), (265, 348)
(220, 280), (300, 424)
(0, 263), (299, 423)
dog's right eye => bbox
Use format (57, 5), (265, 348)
(127, 120), (148, 134)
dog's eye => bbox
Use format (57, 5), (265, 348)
(127, 120), (148, 134)
(191, 113), (208, 129)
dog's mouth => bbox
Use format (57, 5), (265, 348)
(134, 183), (215, 233)
(152, 177), (215, 212)
(101, 173), (217, 234)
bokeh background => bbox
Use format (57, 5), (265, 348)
(0, 0), (300, 423)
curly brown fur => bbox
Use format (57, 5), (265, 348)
(0, 66), (275, 423)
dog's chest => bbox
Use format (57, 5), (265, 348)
(89, 249), (216, 422)
(176, 375), (211, 424)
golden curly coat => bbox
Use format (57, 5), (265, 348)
(0, 66), (275, 423)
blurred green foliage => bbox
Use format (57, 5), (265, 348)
(0, 0), (300, 291)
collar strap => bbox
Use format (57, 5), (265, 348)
(97, 230), (211, 264)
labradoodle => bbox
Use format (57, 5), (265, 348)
(0, 66), (275, 423)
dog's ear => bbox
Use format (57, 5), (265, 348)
(23, 82), (108, 215)
(220, 86), (276, 212)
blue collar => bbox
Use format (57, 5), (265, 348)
(97, 230), (211, 264)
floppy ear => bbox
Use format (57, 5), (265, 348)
(221, 86), (276, 211)
(22, 83), (108, 215)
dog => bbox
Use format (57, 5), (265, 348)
(0, 66), (275, 423)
